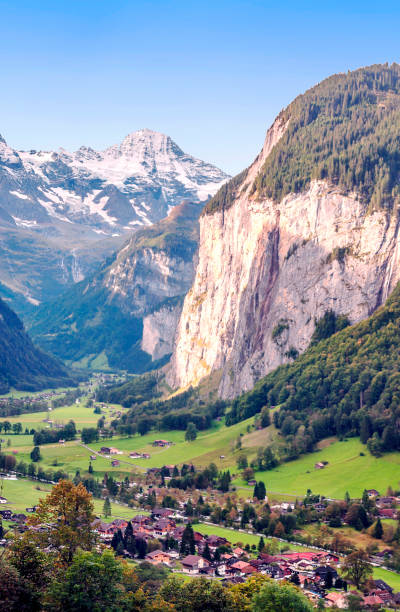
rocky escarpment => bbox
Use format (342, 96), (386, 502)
(169, 65), (400, 397)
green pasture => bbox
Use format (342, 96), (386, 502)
(234, 438), (400, 499)
(373, 567), (400, 591)
(4, 440), (139, 479)
(0, 478), (53, 512)
(0, 386), (74, 399)
(1, 401), (126, 430)
(0, 476), (144, 521)
(89, 417), (255, 470)
(0, 434), (34, 449)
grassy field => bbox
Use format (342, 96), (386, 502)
(2, 400), (125, 430)
(373, 567), (400, 591)
(89, 417), (255, 470)
(300, 523), (392, 552)
(234, 438), (400, 499)
(0, 476), (144, 521)
(193, 522), (310, 552)
(3, 439), (140, 479)
(0, 386), (74, 399)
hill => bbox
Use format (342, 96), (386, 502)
(27, 201), (202, 372)
(226, 282), (400, 457)
(0, 297), (73, 393)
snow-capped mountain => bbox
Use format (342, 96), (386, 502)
(0, 128), (229, 234)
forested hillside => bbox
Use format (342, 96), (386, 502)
(226, 283), (400, 456)
(0, 298), (73, 393)
(206, 63), (400, 215)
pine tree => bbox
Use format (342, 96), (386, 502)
(373, 518), (383, 540)
(30, 446), (41, 462)
(203, 542), (212, 561)
(135, 537), (147, 558)
(103, 496), (111, 518)
(258, 536), (265, 552)
(185, 422), (197, 442)
(360, 416), (371, 444)
(88, 462), (93, 474)
(362, 489), (369, 509)
(111, 528), (124, 552)
(254, 481), (266, 500)
(180, 524), (195, 556)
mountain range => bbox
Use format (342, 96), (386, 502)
(0, 129), (228, 310)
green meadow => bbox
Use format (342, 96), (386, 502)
(2, 401), (125, 430)
(0, 476), (143, 520)
(234, 438), (400, 499)
(193, 522), (309, 552)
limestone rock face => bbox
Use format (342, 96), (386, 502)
(141, 301), (183, 361)
(169, 119), (400, 397)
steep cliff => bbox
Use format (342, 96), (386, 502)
(28, 202), (201, 372)
(169, 64), (400, 397)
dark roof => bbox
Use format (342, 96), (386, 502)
(373, 579), (393, 592)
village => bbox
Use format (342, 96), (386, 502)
(1, 453), (399, 610)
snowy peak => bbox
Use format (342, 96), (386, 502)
(0, 128), (229, 234)
(106, 128), (180, 159)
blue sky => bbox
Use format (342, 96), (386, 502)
(1, 0), (400, 174)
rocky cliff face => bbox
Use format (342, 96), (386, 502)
(169, 117), (400, 398)
(141, 300), (184, 361)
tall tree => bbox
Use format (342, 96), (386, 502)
(373, 518), (383, 540)
(44, 550), (124, 612)
(251, 579), (313, 611)
(185, 422), (197, 442)
(341, 550), (372, 589)
(103, 496), (111, 518)
(30, 446), (41, 462)
(180, 524), (195, 556)
(27, 480), (95, 565)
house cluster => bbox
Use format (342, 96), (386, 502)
(152, 440), (172, 448)
(92, 509), (400, 608)
(100, 447), (123, 456)
(0, 508), (28, 524)
(129, 451), (151, 460)
(324, 581), (400, 609)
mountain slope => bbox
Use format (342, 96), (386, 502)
(169, 63), (400, 397)
(225, 282), (400, 455)
(0, 298), (73, 394)
(0, 129), (228, 310)
(27, 201), (202, 372)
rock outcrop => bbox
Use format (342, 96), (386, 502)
(169, 117), (400, 397)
